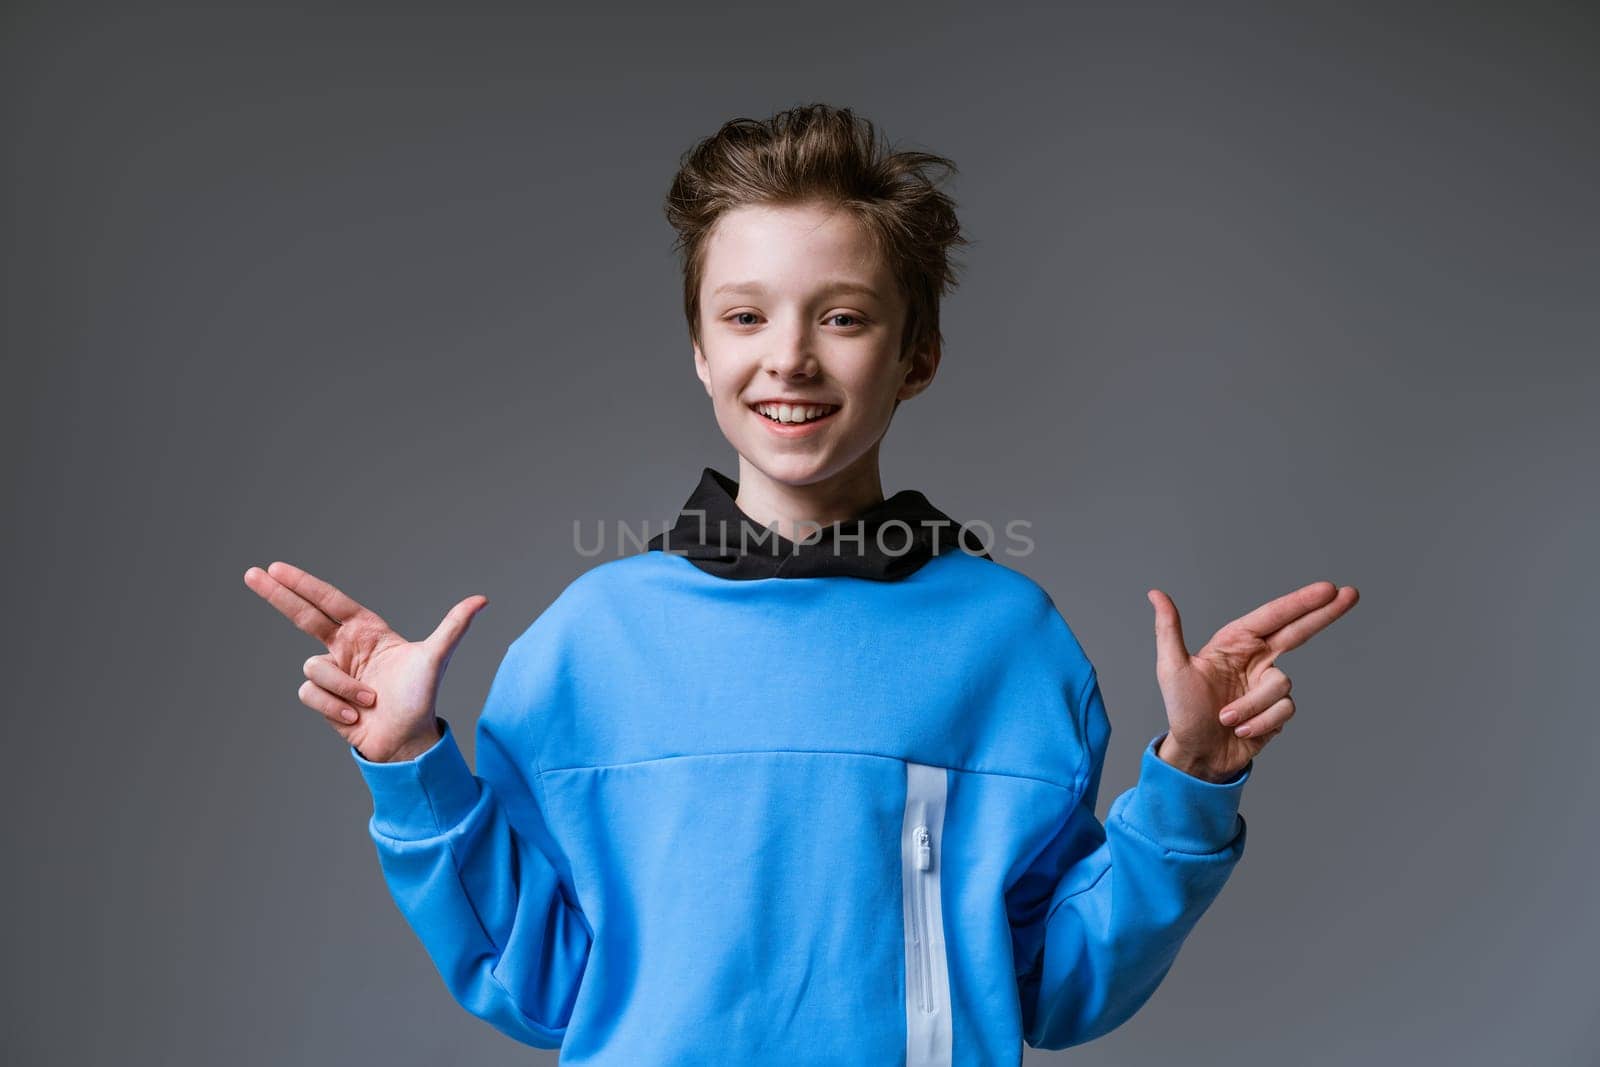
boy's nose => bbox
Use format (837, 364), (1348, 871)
(761, 324), (820, 378)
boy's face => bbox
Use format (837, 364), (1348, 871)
(693, 199), (938, 493)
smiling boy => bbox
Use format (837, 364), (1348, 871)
(687, 195), (931, 540)
(245, 103), (1357, 1065)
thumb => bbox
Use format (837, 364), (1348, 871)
(425, 594), (490, 657)
(1146, 588), (1190, 674)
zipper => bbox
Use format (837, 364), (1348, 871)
(913, 825), (933, 1013)
(902, 761), (952, 1066)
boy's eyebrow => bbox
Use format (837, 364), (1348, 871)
(710, 279), (883, 300)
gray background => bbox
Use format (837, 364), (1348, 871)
(5, 2), (1595, 1064)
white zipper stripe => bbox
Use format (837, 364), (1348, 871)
(902, 761), (952, 1066)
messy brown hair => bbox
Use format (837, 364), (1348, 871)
(663, 103), (969, 368)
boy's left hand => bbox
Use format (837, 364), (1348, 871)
(1146, 580), (1360, 783)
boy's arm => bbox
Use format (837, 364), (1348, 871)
(1009, 670), (1250, 1051)
(348, 642), (592, 1050)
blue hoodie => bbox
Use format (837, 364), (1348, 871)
(350, 468), (1250, 1064)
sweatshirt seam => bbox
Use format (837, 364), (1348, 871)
(1110, 807), (1244, 858)
(535, 765), (597, 944)
(539, 747), (1079, 792)
(527, 719), (597, 942)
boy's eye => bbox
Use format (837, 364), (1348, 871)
(724, 311), (867, 328)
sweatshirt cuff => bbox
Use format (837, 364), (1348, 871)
(1117, 731), (1249, 854)
(348, 716), (482, 840)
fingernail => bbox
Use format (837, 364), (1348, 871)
(1234, 723), (1250, 736)
(1219, 710), (1236, 725)
(359, 690), (377, 706)
(341, 707), (358, 723)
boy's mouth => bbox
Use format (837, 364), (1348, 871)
(749, 401), (840, 427)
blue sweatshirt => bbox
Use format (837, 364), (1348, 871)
(349, 467), (1250, 1064)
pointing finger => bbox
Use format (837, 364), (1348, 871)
(1229, 580), (1340, 638)
(263, 560), (367, 624)
(243, 565), (339, 645)
(1265, 585), (1360, 656)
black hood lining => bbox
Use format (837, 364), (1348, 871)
(644, 467), (992, 581)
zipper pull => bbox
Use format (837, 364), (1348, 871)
(915, 826), (931, 870)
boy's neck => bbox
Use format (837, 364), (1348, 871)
(733, 452), (887, 543)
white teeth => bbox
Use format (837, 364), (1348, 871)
(757, 403), (835, 424)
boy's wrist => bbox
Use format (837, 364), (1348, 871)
(360, 719), (445, 763)
(1155, 734), (1238, 784)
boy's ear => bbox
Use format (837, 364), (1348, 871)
(693, 340), (713, 397)
(895, 336), (941, 402)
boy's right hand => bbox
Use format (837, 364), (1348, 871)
(242, 560), (489, 763)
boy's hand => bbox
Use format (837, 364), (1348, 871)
(242, 560), (489, 763)
(1145, 581), (1360, 782)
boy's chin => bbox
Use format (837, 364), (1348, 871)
(743, 457), (822, 485)
(734, 450), (871, 491)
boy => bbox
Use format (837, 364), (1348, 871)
(243, 103), (1358, 1064)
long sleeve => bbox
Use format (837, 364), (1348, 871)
(348, 643), (594, 1049)
(1009, 670), (1250, 1051)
